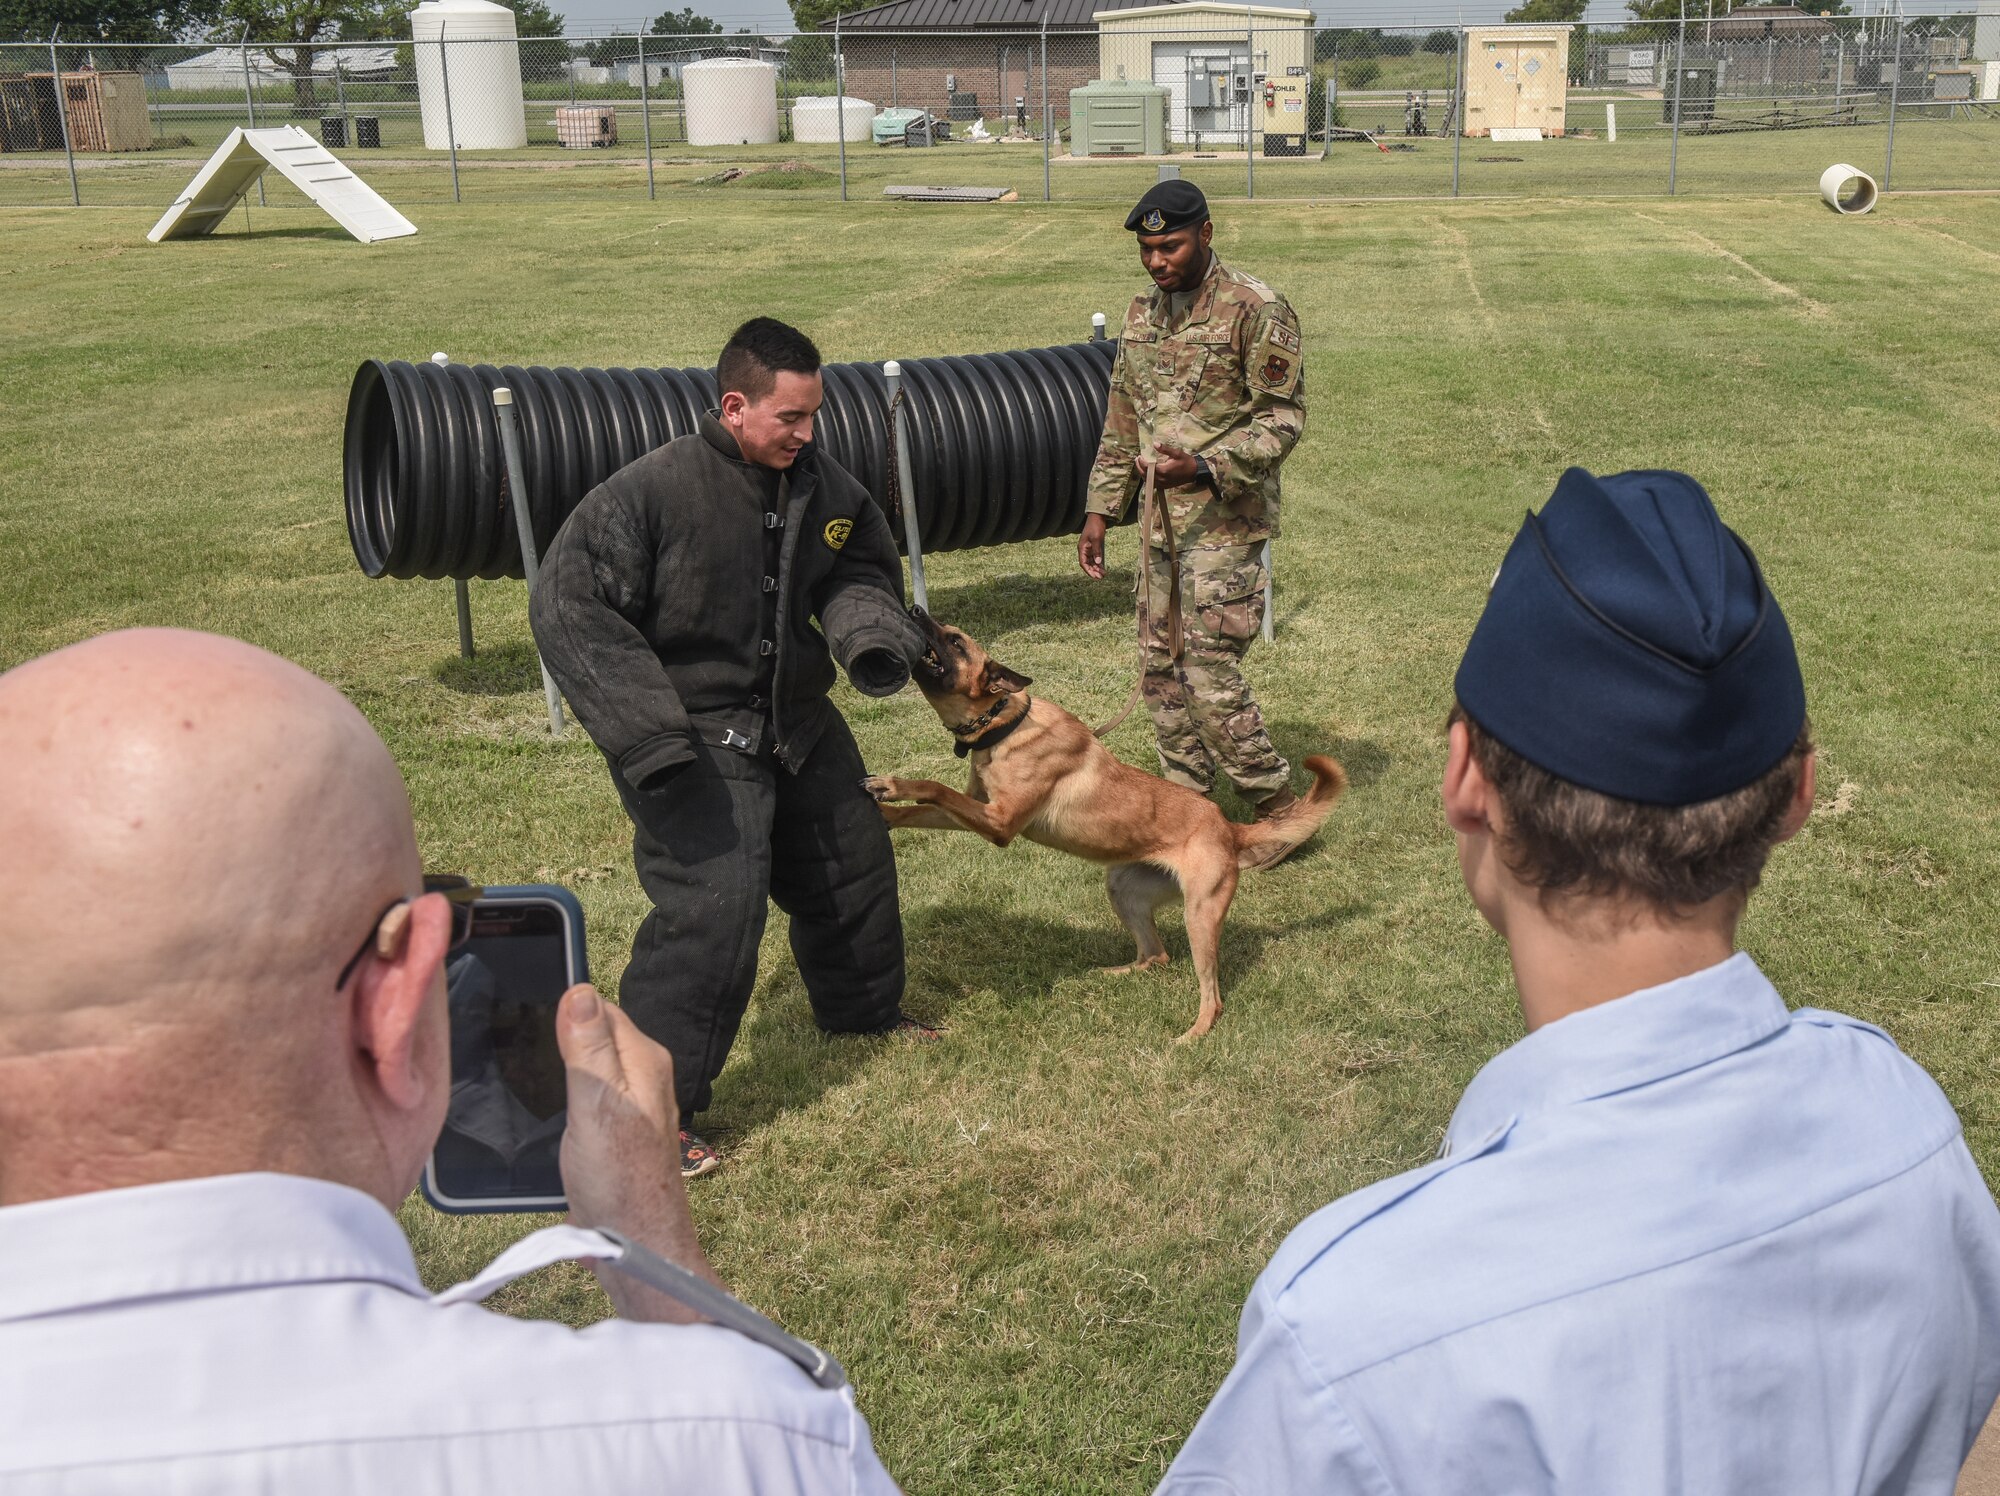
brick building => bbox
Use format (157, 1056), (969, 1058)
(828, 0), (1168, 124)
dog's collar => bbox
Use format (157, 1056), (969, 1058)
(952, 696), (1032, 757)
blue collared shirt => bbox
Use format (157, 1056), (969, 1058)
(1159, 955), (2000, 1495)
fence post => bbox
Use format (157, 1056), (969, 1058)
(1245, 13), (1256, 199)
(236, 26), (268, 206)
(1667, 16), (1685, 195)
(1319, 30), (1333, 161)
(637, 30), (656, 200)
(48, 28), (79, 207)
(835, 15), (848, 202)
(1883, 9), (1902, 190)
(1042, 13), (1052, 202)
(1452, 25), (1465, 197)
(438, 21), (461, 203)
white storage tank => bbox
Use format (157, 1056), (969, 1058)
(684, 57), (780, 146)
(411, 0), (527, 151)
(791, 95), (874, 143)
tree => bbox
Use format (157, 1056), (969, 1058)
(786, 0), (864, 33)
(649, 4), (716, 34)
(3, 0), (216, 42)
(1506, 0), (1586, 20)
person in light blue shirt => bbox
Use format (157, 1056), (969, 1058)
(1158, 468), (2000, 1496)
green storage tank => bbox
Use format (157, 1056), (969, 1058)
(1069, 79), (1169, 157)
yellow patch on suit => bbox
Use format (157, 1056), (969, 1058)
(823, 517), (853, 550)
(1249, 321), (1302, 398)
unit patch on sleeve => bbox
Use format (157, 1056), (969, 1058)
(1249, 319), (1303, 398)
(823, 517), (853, 551)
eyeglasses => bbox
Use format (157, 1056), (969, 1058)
(334, 874), (482, 991)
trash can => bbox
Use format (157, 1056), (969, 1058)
(353, 114), (381, 148)
(320, 115), (348, 148)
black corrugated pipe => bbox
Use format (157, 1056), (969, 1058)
(343, 341), (1123, 581)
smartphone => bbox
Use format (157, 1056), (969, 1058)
(421, 884), (588, 1214)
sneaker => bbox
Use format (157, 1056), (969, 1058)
(890, 1013), (942, 1041)
(680, 1129), (720, 1178)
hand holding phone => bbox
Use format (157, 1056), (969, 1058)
(555, 986), (725, 1320)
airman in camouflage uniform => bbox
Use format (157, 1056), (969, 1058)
(1079, 181), (1306, 816)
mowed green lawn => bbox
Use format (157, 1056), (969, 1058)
(3, 192), (1998, 1492)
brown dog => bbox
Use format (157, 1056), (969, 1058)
(863, 609), (1345, 1041)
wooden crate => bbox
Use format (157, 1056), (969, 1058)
(28, 70), (154, 152)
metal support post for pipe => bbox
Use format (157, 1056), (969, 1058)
(1452, 27), (1465, 196)
(835, 16), (848, 202)
(1041, 14), (1051, 202)
(1884, 10), (1902, 189)
(493, 387), (566, 736)
(49, 28), (78, 207)
(883, 362), (929, 613)
(240, 27), (265, 206)
(438, 24), (461, 204)
(637, 30), (656, 200)
(1668, 16), (1685, 195)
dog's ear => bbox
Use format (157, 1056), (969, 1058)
(982, 661), (1033, 696)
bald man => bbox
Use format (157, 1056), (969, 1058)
(0, 630), (899, 1494)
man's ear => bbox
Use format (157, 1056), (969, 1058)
(1775, 746), (1817, 844)
(982, 661), (1033, 697)
(1442, 720), (1498, 838)
(351, 893), (451, 1114)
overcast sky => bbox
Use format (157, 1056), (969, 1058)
(549, 0), (1899, 36)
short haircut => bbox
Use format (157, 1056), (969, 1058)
(1450, 703), (1812, 913)
(717, 318), (821, 403)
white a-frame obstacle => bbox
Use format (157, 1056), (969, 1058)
(149, 125), (417, 245)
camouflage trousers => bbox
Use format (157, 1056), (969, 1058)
(1138, 541), (1291, 802)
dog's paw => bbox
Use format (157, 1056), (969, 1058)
(859, 774), (901, 803)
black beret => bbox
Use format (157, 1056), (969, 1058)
(1454, 468), (1806, 806)
(1125, 180), (1209, 234)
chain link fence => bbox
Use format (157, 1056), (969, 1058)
(4, 13), (1995, 210)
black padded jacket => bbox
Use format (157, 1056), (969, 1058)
(530, 413), (920, 784)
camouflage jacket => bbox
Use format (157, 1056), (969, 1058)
(1084, 254), (1306, 548)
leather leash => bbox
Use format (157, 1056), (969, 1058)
(1093, 459), (1182, 739)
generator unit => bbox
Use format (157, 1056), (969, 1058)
(1069, 78), (1170, 156)
(1260, 68), (1306, 155)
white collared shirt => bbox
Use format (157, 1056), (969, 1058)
(0, 1172), (900, 1494)
(1160, 955), (2000, 1494)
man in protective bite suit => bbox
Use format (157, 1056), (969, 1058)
(532, 317), (930, 1178)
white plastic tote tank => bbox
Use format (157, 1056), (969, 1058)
(684, 58), (780, 147)
(411, 0), (527, 151)
(791, 95), (873, 143)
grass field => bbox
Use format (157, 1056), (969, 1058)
(4, 191), (1999, 1492)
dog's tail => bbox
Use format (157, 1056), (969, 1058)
(1232, 755), (1346, 873)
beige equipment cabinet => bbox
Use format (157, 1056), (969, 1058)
(1463, 25), (1573, 137)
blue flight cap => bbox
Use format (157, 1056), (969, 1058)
(1454, 468), (1807, 807)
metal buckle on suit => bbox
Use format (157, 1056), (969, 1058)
(720, 728), (752, 751)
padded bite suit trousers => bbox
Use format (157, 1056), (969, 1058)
(608, 713), (906, 1118)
